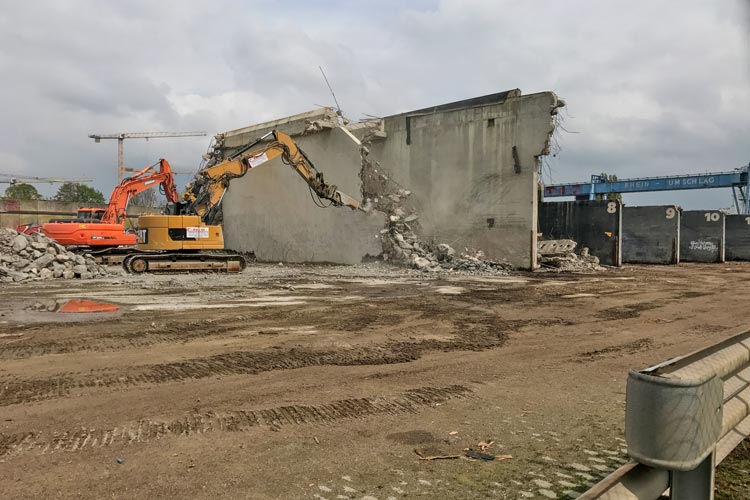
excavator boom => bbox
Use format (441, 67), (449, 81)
(183, 130), (360, 225)
(102, 159), (179, 224)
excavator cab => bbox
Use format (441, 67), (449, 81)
(76, 208), (106, 223)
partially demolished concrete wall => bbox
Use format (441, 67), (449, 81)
(220, 90), (561, 268)
(363, 91), (561, 269)
(221, 114), (383, 264)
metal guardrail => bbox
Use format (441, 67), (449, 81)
(579, 329), (750, 499)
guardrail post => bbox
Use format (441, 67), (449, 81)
(578, 330), (750, 499)
(625, 368), (722, 499)
(670, 451), (715, 499)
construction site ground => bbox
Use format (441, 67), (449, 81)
(1, 262), (749, 499)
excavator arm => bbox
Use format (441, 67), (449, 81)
(183, 130), (360, 225)
(102, 159), (180, 224)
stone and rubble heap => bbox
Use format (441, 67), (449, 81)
(0, 228), (109, 283)
(537, 238), (604, 272)
(359, 143), (511, 274)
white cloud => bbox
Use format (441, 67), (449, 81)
(0, 0), (747, 208)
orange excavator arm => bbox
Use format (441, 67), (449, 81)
(183, 130), (361, 225)
(102, 159), (179, 224)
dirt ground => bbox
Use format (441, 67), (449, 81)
(1, 262), (749, 499)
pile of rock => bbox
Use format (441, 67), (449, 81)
(360, 144), (510, 274)
(0, 228), (109, 283)
(537, 239), (604, 272)
(380, 216), (511, 274)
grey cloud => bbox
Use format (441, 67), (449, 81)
(0, 0), (746, 211)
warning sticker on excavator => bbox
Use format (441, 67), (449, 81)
(186, 227), (209, 238)
(248, 152), (269, 168)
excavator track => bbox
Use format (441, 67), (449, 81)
(87, 246), (138, 265)
(122, 252), (247, 274)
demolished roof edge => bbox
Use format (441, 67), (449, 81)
(222, 107), (338, 138)
(387, 88), (522, 118)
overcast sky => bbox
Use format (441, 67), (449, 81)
(1, 0), (748, 209)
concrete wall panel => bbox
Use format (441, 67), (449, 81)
(622, 206), (680, 264)
(725, 214), (750, 261)
(679, 210), (725, 263)
(539, 200), (622, 266)
(365, 92), (559, 269)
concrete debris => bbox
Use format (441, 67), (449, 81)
(537, 239), (604, 272)
(538, 239), (577, 256)
(302, 118), (339, 135)
(358, 144), (511, 275)
(0, 228), (109, 283)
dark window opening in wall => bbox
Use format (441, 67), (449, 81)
(487, 218), (495, 228)
(487, 118), (495, 127)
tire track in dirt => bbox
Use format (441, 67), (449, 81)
(0, 345), (453, 406)
(575, 338), (656, 362)
(0, 317), (567, 406)
(0, 319), (265, 359)
(0, 296), (414, 360)
(0, 286), (550, 360)
(0, 385), (472, 459)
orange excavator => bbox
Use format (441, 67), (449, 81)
(42, 160), (179, 248)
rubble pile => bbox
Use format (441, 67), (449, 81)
(0, 228), (108, 283)
(360, 143), (510, 274)
(537, 239), (604, 272)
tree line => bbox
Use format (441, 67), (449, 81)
(3, 182), (106, 203)
(3, 182), (163, 206)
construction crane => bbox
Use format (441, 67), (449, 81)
(88, 131), (207, 184)
(544, 162), (750, 214)
(0, 173), (92, 185)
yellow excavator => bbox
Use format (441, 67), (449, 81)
(122, 130), (361, 273)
